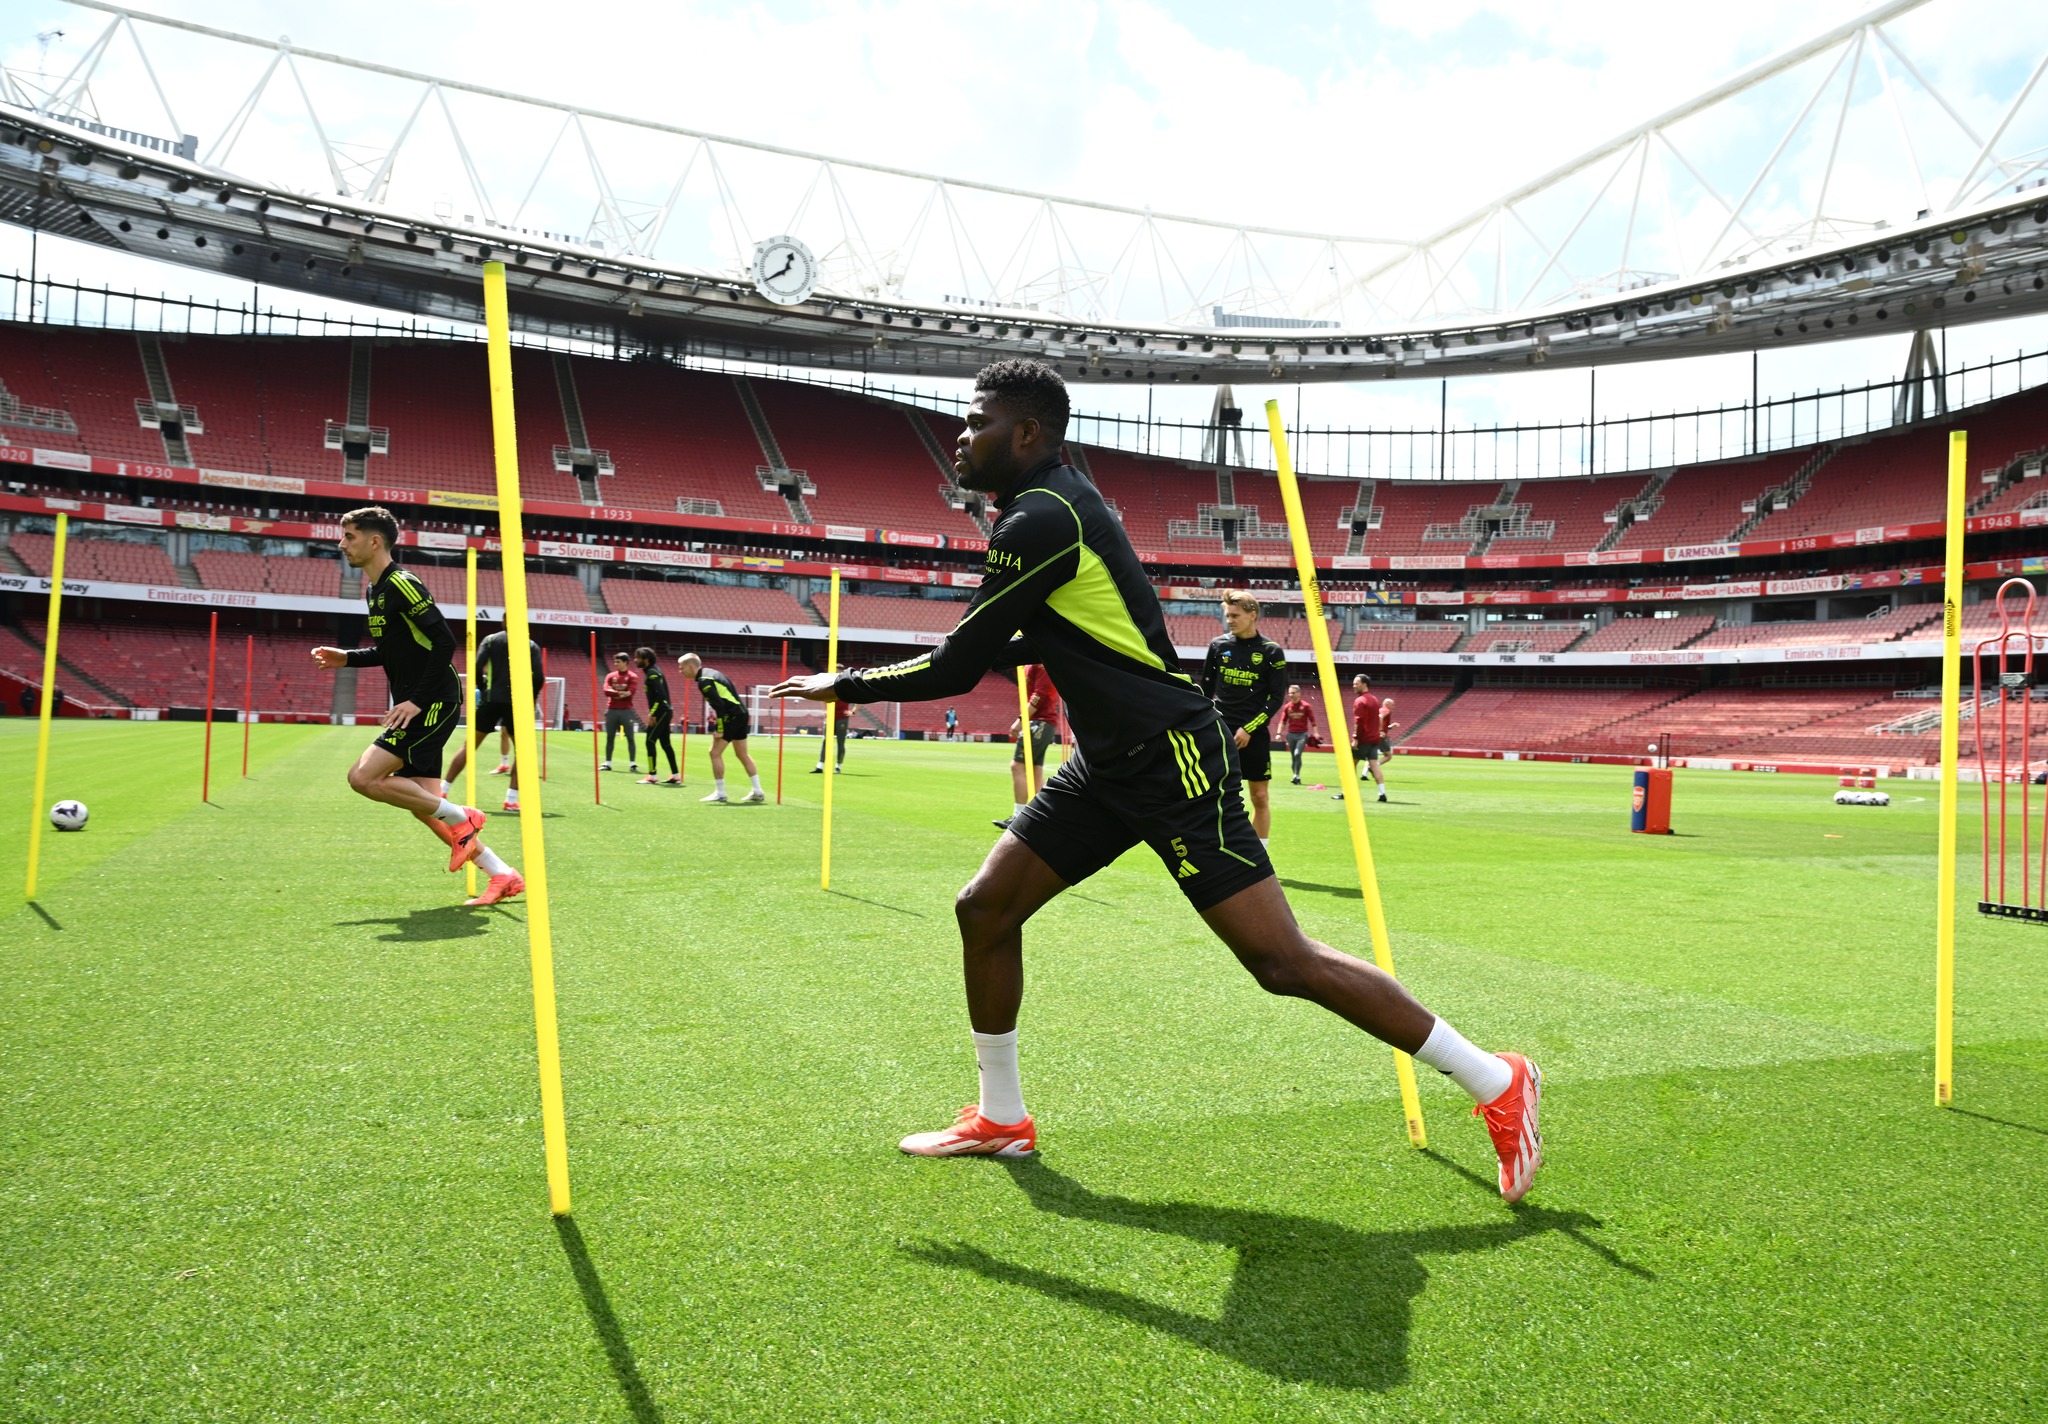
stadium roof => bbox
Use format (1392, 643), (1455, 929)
(4, 0), (2048, 382)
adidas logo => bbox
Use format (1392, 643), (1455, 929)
(1176, 859), (1199, 878)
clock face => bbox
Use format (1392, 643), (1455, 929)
(751, 235), (817, 305)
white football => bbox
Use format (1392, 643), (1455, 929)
(49, 799), (88, 832)
(1646, 743), (1658, 752)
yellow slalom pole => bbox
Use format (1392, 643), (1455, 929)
(482, 262), (572, 1216)
(464, 547), (479, 901)
(1265, 402), (1427, 1148)
(23, 512), (67, 901)
(822, 568), (840, 890)
(1936, 429), (1966, 1107)
(1016, 667), (1036, 797)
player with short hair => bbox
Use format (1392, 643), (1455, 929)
(772, 359), (1541, 1201)
(1344, 674), (1395, 804)
(679, 653), (765, 803)
(994, 663), (1060, 830)
(1279, 683), (1317, 784)
(1201, 590), (1287, 851)
(312, 506), (522, 906)
(635, 648), (681, 785)
(600, 652), (640, 772)
(447, 624), (540, 814)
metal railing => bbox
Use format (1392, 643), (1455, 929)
(6, 269), (2048, 484)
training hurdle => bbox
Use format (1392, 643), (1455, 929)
(1968, 577), (2048, 922)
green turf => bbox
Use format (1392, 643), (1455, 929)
(1, 722), (2042, 1422)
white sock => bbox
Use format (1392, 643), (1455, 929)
(971, 1028), (1026, 1125)
(1259, 837), (1269, 850)
(475, 846), (512, 876)
(432, 799), (469, 825)
(1014, 802), (1028, 817)
(714, 777), (726, 795)
(1412, 1017), (1513, 1103)
(750, 774), (763, 791)
(504, 788), (520, 805)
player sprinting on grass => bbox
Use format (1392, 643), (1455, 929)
(311, 506), (523, 907)
(772, 360), (1543, 1201)
(1201, 590), (1287, 852)
(636, 648), (681, 785)
(446, 624), (540, 813)
(678, 654), (765, 804)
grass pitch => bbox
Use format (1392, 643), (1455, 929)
(1, 722), (2043, 1422)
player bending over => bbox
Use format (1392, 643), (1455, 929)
(312, 506), (522, 906)
(774, 360), (1543, 1201)
(636, 648), (681, 785)
(446, 624), (540, 814)
(679, 654), (765, 803)
(1201, 590), (1287, 851)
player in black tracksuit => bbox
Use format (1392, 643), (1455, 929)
(446, 627), (541, 810)
(636, 647), (680, 784)
(769, 361), (1542, 1198)
(312, 506), (519, 904)
(1200, 595), (1288, 846)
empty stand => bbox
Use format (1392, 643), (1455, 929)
(1576, 615), (1716, 653)
(749, 384), (982, 538)
(9, 531), (180, 585)
(1359, 481), (1493, 559)
(1468, 621), (1589, 654)
(1350, 623), (1462, 654)
(192, 550), (345, 598)
(397, 563), (590, 612)
(19, 328), (164, 464)
(602, 580), (816, 625)
(1496, 474), (1653, 553)
(820, 593), (971, 635)
(571, 361), (793, 520)
(1694, 607), (1940, 648)
(1614, 450), (1806, 550)
(363, 344), (499, 497)
(1409, 686), (1689, 751)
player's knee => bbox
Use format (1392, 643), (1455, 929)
(954, 880), (1016, 941)
(345, 762), (378, 796)
(1239, 940), (1314, 997)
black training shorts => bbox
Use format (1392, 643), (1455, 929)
(1012, 719), (1060, 765)
(1009, 717), (1273, 913)
(473, 701), (517, 736)
(1235, 729), (1273, 783)
(713, 709), (752, 742)
(373, 695), (460, 780)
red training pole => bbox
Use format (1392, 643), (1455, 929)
(241, 633), (253, 777)
(541, 646), (550, 781)
(589, 630), (602, 805)
(201, 612), (218, 803)
(776, 638), (788, 804)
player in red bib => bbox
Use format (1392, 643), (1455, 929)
(1344, 674), (1396, 804)
(1279, 683), (1317, 784)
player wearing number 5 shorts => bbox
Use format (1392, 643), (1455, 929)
(767, 360), (1542, 1201)
(680, 654), (764, 804)
(1200, 590), (1287, 851)
(310, 506), (522, 906)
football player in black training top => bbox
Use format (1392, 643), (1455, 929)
(446, 624), (540, 813)
(312, 506), (523, 906)
(771, 361), (1546, 1202)
(636, 647), (681, 785)
(1200, 589), (1287, 849)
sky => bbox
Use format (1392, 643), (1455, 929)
(4, 0), (2048, 459)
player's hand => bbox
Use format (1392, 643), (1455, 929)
(384, 699), (422, 730)
(1009, 718), (1022, 736)
(768, 673), (840, 702)
(311, 646), (347, 670)
(1233, 726), (1251, 748)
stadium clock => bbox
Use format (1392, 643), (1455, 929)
(751, 235), (818, 305)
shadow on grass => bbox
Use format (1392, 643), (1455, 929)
(825, 889), (925, 918)
(1424, 1151), (1654, 1281)
(1950, 1107), (2048, 1138)
(556, 1218), (662, 1424)
(1278, 877), (1361, 901)
(905, 1158), (1630, 1392)
(334, 906), (491, 942)
(27, 901), (62, 930)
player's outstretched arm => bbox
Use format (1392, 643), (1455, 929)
(768, 672), (841, 702)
